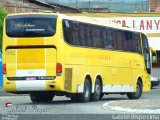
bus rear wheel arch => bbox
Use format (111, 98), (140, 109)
(126, 79), (142, 99)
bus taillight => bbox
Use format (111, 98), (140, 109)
(3, 64), (6, 74)
(56, 63), (62, 75)
(26, 14), (35, 16)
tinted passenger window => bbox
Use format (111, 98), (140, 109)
(6, 15), (57, 37)
(124, 31), (133, 51)
(132, 32), (141, 53)
(63, 19), (142, 54)
(104, 28), (114, 49)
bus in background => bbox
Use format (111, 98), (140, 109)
(3, 13), (156, 103)
(66, 13), (160, 78)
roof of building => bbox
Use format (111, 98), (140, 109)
(26, 0), (81, 13)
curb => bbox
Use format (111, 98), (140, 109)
(103, 100), (160, 114)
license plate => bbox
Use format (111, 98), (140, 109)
(26, 77), (36, 80)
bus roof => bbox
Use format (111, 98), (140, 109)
(6, 12), (144, 34)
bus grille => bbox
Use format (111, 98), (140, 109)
(64, 68), (72, 91)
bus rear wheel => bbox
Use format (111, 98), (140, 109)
(71, 78), (91, 103)
(30, 91), (55, 103)
(126, 80), (142, 99)
(91, 78), (102, 101)
(100, 93), (104, 99)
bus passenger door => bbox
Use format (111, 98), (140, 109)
(141, 34), (151, 75)
(141, 34), (151, 91)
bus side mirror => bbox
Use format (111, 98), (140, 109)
(150, 47), (157, 63)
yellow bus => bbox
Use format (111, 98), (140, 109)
(2, 13), (155, 102)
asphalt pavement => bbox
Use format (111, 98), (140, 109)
(103, 86), (160, 114)
(0, 86), (160, 120)
(1, 86), (160, 114)
(0, 87), (27, 96)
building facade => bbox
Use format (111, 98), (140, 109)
(0, 0), (80, 13)
(149, 0), (160, 12)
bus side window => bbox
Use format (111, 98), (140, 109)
(63, 20), (73, 44)
(99, 27), (105, 48)
(84, 24), (90, 47)
(124, 31), (133, 51)
(111, 29), (116, 50)
(88, 25), (93, 47)
(105, 28), (114, 49)
(79, 23), (85, 46)
(92, 25), (100, 48)
(72, 22), (80, 45)
(132, 32), (141, 53)
(116, 30), (124, 50)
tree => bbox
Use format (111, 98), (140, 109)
(0, 8), (7, 50)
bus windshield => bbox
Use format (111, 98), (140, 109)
(6, 15), (57, 37)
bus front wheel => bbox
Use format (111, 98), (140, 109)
(30, 91), (55, 103)
(126, 80), (142, 99)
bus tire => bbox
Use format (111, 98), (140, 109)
(126, 80), (142, 99)
(70, 95), (78, 102)
(77, 78), (91, 103)
(30, 91), (55, 103)
(91, 78), (102, 101)
(100, 93), (104, 99)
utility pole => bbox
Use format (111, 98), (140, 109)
(142, 0), (143, 11)
(147, 0), (149, 12)
(135, 0), (137, 11)
(22, 0), (24, 12)
(89, 0), (90, 11)
(76, 0), (78, 9)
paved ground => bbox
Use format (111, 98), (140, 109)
(103, 86), (160, 114)
(106, 99), (160, 109)
(0, 86), (160, 115)
(0, 87), (27, 96)
(103, 99), (160, 114)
